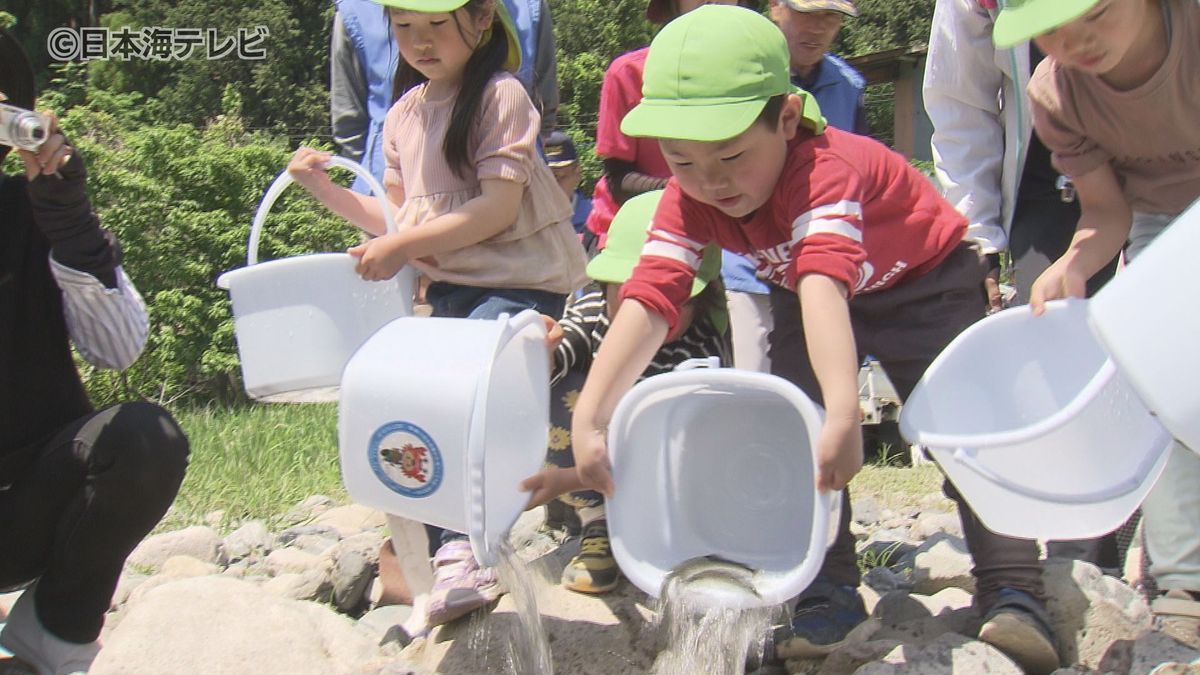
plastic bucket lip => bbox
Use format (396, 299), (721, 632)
(899, 299), (1111, 449)
(465, 309), (548, 567)
(607, 367), (836, 606)
(901, 298), (1174, 537)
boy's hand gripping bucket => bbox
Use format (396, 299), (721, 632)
(217, 157), (415, 402)
(900, 300), (1173, 540)
(1089, 199), (1200, 454)
(606, 360), (840, 609)
(338, 310), (550, 567)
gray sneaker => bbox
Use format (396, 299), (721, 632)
(977, 588), (1060, 675)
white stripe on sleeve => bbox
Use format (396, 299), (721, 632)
(791, 200), (864, 245)
(642, 239), (702, 269)
(49, 258), (149, 370)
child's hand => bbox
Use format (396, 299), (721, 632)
(520, 467), (585, 509)
(287, 147), (335, 193)
(572, 423), (615, 497)
(348, 234), (408, 281)
(815, 414), (863, 491)
(1029, 256), (1088, 316)
(541, 314), (564, 354)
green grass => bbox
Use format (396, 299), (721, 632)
(162, 403), (347, 532)
(852, 463), (952, 514)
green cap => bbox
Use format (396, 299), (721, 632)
(621, 5), (825, 142)
(370, 0), (522, 73)
(586, 191), (720, 298)
(993, 0), (1100, 48)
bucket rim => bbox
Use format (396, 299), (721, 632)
(607, 367), (834, 604)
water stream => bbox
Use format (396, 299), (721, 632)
(464, 539), (554, 675)
(652, 556), (780, 675)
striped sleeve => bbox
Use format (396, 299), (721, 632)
(551, 289), (608, 385)
(619, 181), (714, 331)
(786, 157), (869, 295)
(49, 257), (149, 370)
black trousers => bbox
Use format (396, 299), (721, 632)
(769, 245), (1045, 609)
(1008, 191), (1119, 305)
(0, 402), (188, 643)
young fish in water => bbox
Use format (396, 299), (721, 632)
(661, 555), (762, 609)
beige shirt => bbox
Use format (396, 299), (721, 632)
(382, 73), (587, 294)
(1027, 0), (1200, 216)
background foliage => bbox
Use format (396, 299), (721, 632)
(1, 0), (934, 404)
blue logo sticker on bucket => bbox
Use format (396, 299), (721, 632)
(368, 421), (443, 498)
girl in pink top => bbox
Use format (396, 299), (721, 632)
(287, 0), (587, 628)
(583, 0), (762, 247)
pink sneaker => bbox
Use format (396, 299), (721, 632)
(426, 540), (504, 627)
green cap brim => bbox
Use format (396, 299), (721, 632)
(621, 97), (768, 143)
(622, 85), (826, 142)
(586, 191), (720, 297)
(372, 0), (468, 10)
(371, 0), (522, 73)
(993, 0), (1099, 48)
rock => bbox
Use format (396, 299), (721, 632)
(224, 520), (273, 562)
(204, 510), (226, 528)
(111, 574), (148, 610)
(854, 633), (1023, 674)
(863, 566), (913, 594)
(1128, 631), (1200, 675)
(359, 606), (415, 647)
(858, 532), (920, 572)
(908, 512), (963, 541)
(90, 576), (381, 675)
(126, 526), (226, 571)
(1042, 559), (1153, 668)
(817, 639), (903, 675)
(278, 524), (343, 547)
(872, 588), (973, 627)
(311, 505), (387, 538)
(292, 533), (341, 556)
(332, 546), (376, 613)
(853, 496), (882, 525)
(266, 548), (323, 576)
(282, 494), (337, 525)
(909, 533), (974, 595)
(160, 555), (221, 578)
(262, 567), (334, 602)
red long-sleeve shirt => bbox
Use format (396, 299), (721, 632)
(621, 127), (968, 330)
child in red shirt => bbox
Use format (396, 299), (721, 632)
(524, 6), (1058, 672)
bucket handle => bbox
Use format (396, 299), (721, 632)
(465, 309), (548, 567)
(246, 156), (397, 266)
(950, 434), (1170, 504)
(674, 356), (721, 371)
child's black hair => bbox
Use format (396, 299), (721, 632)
(0, 26), (36, 165)
(755, 94), (786, 130)
(389, 0), (510, 179)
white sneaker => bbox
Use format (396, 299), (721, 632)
(0, 587), (99, 675)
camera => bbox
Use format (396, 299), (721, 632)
(0, 103), (49, 151)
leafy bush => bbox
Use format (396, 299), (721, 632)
(53, 98), (359, 405)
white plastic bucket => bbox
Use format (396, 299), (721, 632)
(606, 360), (839, 608)
(338, 310), (549, 567)
(900, 300), (1173, 540)
(1089, 199), (1200, 453)
(217, 157), (415, 402)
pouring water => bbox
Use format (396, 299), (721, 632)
(652, 556), (780, 675)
